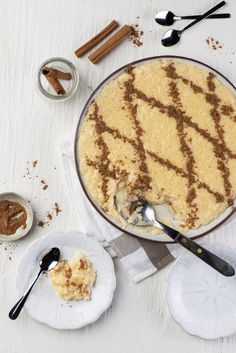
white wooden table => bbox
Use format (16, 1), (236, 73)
(0, 1), (236, 352)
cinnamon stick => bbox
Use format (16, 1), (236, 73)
(42, 67), (72, 80)
(44, 76), (66, 95)
(74, 20), (119, 57)
(88, 25), (132, 64)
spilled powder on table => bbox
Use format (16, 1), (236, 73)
(41, 179), (48, 190)
(130, 18), (143, 47)
(37, 202), (62, 228)
(205, 37), (223, 51)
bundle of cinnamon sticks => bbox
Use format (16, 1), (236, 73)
(74, 20), (132, 64)
(42, 67), (72, 95)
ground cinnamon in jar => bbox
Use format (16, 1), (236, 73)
(0, 200), (27, 235)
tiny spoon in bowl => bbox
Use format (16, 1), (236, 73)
(9, 247), (60, 320)
(155, 10), (230, 26)
(161, 0), (226, 47)
(115, 196), (235, 277)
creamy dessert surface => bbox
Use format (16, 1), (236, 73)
(78, 59), (236, 233)
(50, 251), (96, 300)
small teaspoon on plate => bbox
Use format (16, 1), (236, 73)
(9, 247), (60, 320)
(155, 10), (230, 26)
(161, 0), (227, 47)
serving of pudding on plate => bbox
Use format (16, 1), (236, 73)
(50, 251), (96, 300)
(77, 59), (236, 233)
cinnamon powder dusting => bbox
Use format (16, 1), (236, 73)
(207, 72), (216, 92)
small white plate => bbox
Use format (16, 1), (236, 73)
(167, 244), (236, 340)
(0, 192), (33, 242)
(16, 231), (116, 329)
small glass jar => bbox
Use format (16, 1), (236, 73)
(38, 57), (79, 101)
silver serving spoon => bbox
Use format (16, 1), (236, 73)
(115, 196), (235, 277)
(161, 1), (226, 47)
(9, 247), (60, 320)
(155, 10), (230, 26)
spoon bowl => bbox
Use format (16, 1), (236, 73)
(155, 10), (177, 26)
(161, 29), (182, 47)
(39, 247), (61, 271)
(114, 193), (148, 227)
(9, 247), (60, 320)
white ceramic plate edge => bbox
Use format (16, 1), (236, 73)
(166, 243), (236, 340)
(16, 231), (116, 330)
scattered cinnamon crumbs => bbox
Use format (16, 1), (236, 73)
(37, 202), (62, 228)
(23, 161), (55, 193)
(55, 203), (62, 215)
(0, 243), (17, 261)
(205, 37), (223, 51)
(37, 220), (45, 228)
(24, 161), (30, 177)
(41, 180), (48, 190)
(130, 24), (143, 47)
(24, 160), (36, 178)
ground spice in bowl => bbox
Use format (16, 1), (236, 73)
(0, 200), (27, 235)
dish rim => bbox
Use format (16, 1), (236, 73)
(74, 55), (236, 244)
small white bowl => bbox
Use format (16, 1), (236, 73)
(0, 192), (33, 242)
(37, 57), (79, 102)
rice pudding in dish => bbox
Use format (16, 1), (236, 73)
(50, 251), (96, 300)
(77, 59), (236, 234)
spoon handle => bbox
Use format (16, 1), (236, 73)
(152, 218), (234, 276)
(9, 269), (42, 320)
(174, 233), (235, 277)
(181, 13), (230, 20)
(154, 218), (234, 276)
(182, 1), (226, 32)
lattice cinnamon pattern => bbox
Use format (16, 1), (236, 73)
(84, 61), (236, 228)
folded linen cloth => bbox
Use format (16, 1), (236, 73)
(61, 141), (235, 282)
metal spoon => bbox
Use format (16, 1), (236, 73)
(155, 10), (230, 26)
(9, 247), (60, 320)
(115, 197), (235, 277)
(161, 1), (226, 47)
